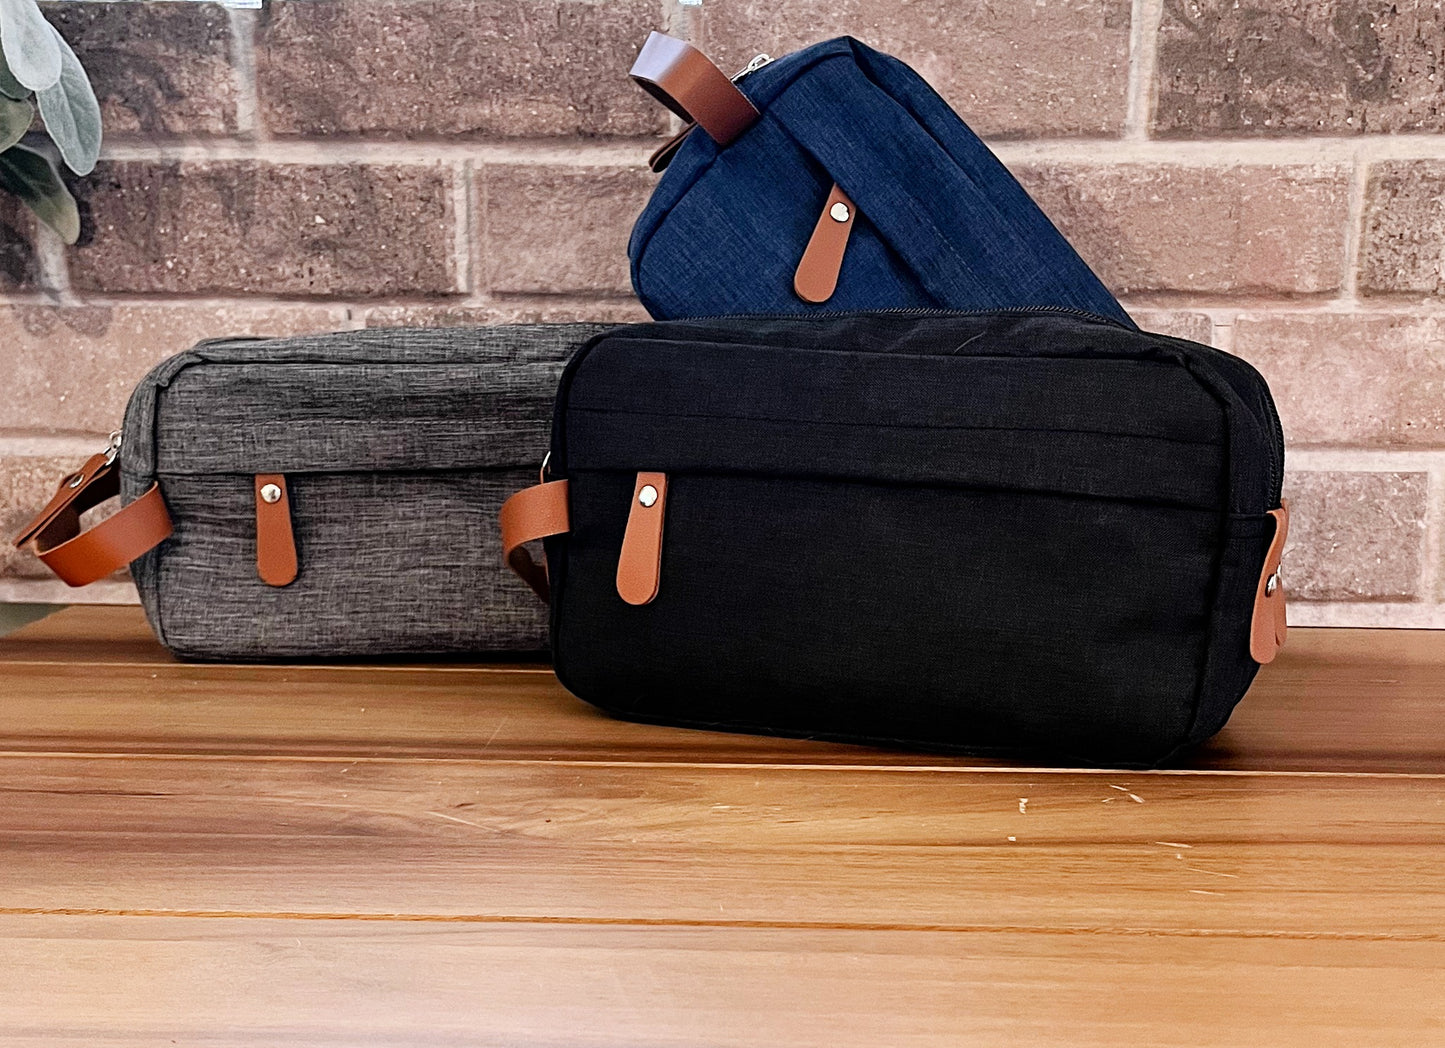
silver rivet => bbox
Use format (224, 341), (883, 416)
(67, 473), (85, 489)
(1265, 572), (1280, 596)
(829, 201), (851, 223)
(638, 485), (658, 508)
(260, 483), (282, 504)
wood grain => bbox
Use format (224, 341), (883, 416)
(2, 917), (1442, 1048)
(3, 608), (1445, 772)
(2, 755), (1442, 937)
(4, 606), (1445, 1044)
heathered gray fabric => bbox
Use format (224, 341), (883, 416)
(118, 324), (610, 660)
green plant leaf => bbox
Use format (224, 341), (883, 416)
(0, 142), (79, 243)
(35, 23), (99, 175)
(0, 42), (30, 100)
(0, 93), (30, 151)
(0, 0), (61, 91)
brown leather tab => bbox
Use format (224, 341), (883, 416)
(617, 472), (667, 606)
(13, 452), (112, 551)
(500, 480), (571, 603)
(630, 32), (759, 146)
(255, 474), (298, 588)
(13, 453), (173, 588)
(1250, 501), (1290, 665)
(794, 183), (858, 304)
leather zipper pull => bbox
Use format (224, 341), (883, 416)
(794, 182), (857, 304)
(1249, 500), (1289, 664)
(617, 472), (667, 606)
(255, 473), (298, 588)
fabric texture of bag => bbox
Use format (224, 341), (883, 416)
(627, 33), (1134, 328)
(503, 310), (1289, 767)
(18, 324), (611, 660)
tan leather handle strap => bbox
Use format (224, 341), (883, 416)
(12, 453), (173, 587)
(630, 31), (759, 147)
(499, 480), (571, 604)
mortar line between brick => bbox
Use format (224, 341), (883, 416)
(453, 160), (473, 296)
(1289, 602), (1445, 628)
(669, 0), (699, 135)
(30, 226), (74, 303)
(0, 433), (111, 457)
(671, 0), (699, 51)
(1424, 466), (1445, 604)
(1340, 149), (1367, 302)
(226, 7), (262, 141)
(472, 161), (489, 304)
(5, 292), (1443, 319)
(86, 134), (1445, 168)
(1122, 296), (1432, 316)
(1206, 313), (1234, 353)
(1284, 449), (1445, 472)
(0, 291), (639, 312)
(1123, 0), (1163, 142)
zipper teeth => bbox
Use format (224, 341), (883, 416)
(676, 304), (1127, 326)
(731, 54), (773, 81)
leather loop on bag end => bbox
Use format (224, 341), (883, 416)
(12, 454), (172, 588)
(630, 32), (759, 147)
(1250, 501), (1290, 665)
(255, 474), (298, 588)
(500, 480), (571, 604)
(795, 183), (858, 304)
(617, 472), (667, 606)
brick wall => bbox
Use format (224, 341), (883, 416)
(2, 0), (1443, 626)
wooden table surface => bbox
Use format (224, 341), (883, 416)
(2, 607), (1442, 1046)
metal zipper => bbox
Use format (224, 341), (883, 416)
(731, 54), (773, 81)
(678, 303), (1128, 327)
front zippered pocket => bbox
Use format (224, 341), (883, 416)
(553, 467), (1227, 765)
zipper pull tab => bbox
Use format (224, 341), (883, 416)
(795, 183), (858, 304)
(617, 472), (668, 606)
(731, 53), (773, 81)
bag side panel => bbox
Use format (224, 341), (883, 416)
(1180, 513), (1274, 750)
(119, 351), (198, 648)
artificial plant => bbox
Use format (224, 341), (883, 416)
(0, 0), (101, 244)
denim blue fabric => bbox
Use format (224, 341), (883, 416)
(629, 37), (1135, 328)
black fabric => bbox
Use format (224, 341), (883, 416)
(544, 310), (1285, 768)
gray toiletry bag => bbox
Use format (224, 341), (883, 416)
(112, 324), (609, 659)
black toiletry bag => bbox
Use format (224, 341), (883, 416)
(502, 311), (1289, 767)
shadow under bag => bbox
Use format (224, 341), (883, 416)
(502, 311), (1289, 768)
